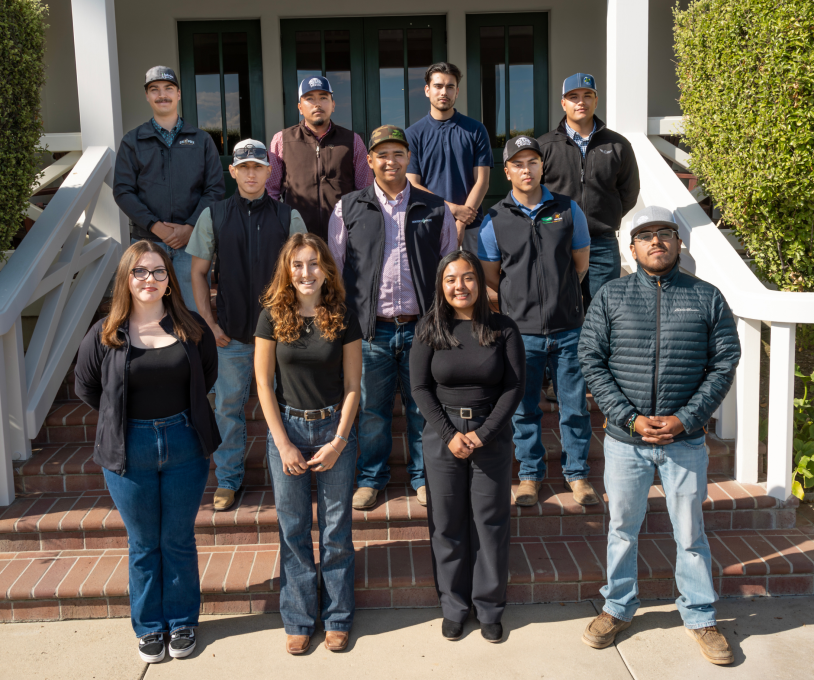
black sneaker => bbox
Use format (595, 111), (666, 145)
(169, 628), (197, 658)
(481, 622), (503, 643)
(441, 618), (463, 640)
(138, 633), (165, 663)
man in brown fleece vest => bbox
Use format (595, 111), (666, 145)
(265, 76), (372, 240)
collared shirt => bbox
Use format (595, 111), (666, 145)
(477, 187), (591, 262)
(327, 181), (457, 317)
(151, 116), (184, 147)
(564, 119), (597, 158)
(265, 121), (373, 199)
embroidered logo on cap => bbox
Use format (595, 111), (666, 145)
(636, 215), (651, 226)
(583, 76), (593, 86)
(515, 137), (531, 147)
(309, 77), (322, 87)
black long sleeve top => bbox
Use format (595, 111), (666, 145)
(410, 314), (525, 446)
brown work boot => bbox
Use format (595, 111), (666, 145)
(213, 488), (235, 511)
(515, 480), (543, 506)
(564, 479), (600, 506)
(685, 626), (734, 665)
(582, 612), (632, 649)
(416, 485), (427, 507)
(325, 631), (349, 652)
(352, 487), (378, 510)
(286, 635), (310, 655)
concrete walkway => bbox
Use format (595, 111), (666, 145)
(2, 597), (812, 680)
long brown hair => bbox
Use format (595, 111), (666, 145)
(259, 233), (346, 343)
(101, 240), (203, 347)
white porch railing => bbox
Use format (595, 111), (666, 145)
(27, 133), (85, 223)
(0, 146), (122, 505)
(621, 118), (814, 503)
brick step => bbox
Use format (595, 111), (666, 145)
(1, 471), (797, 554)
(1, 528), (812, 623)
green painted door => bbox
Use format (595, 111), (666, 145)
(178, 20), (266, 196)
(466, 13), (549, 211)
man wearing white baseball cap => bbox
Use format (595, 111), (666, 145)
(187, 139), (306, 510)
(266, 76), (372, 241)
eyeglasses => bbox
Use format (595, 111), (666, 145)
(634, 229), (678, 243)
(233, 145), (266, 161)
(131, 267), (169, 281)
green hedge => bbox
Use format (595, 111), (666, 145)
(0, 0), (47, 253)
(674, 0), (814, 291)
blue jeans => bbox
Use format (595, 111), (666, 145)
(130, 238), (207, 316)
(213, 339), (255, 490)
(357, 320), (425, 490)
(602, 434), (718, 628)
(267, 408), (357, 635)
(102, 411), (209, 638)
(582, 233), (622, 307)
(511, 328), (591, 482)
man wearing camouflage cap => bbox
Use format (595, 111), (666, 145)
(327, 125), (457, 510)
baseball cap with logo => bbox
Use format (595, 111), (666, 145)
(503, 135), (542, 164)
(144, 66), (180, 90)
(232, 139), (270, 167)
(299, 76), (334, 98)
(368, 125), (409, 152)
(629, 205), (680, 242)
(562, 73), (597, 97)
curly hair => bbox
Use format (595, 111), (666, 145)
(259, 233), (347, 344)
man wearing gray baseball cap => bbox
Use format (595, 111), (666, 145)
(577, 205), (740, 665)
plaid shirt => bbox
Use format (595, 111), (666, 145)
(151, 117), (184, 147)
(564, 120), (597, 158)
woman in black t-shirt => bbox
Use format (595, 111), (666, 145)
(410, 250), (525, 643)
(254, 233), (362, 655)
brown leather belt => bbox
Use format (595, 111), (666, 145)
(284, 403), (342, 421)
(376, 314), (418, 324)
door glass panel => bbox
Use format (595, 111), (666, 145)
(325, 30), (353, 129)
(379, 29), (405, 129)
(406, 28), (432, 126)
(222, 32), (251, 154)
(193, 33), (223, 154)
(295, 30), (322, 82)
(479, 26), (506, 147)
(508, 26), (534, 139)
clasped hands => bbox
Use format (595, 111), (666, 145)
(634, 415), (685, 444)
(448, 431), (483, 459)
(279, 438), (345, 476)
(151, 221), (193, 250)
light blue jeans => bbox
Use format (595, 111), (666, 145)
(602, 434), (718, 629)
(130, 238), (207, 316)
(267, 407), (357, 636)
(213, 339), (255, 490)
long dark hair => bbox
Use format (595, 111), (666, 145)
(416, 250), (499, 350)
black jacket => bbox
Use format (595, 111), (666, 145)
(577, 264), (740, 444)
(488, 190), (583, 336)
(538, 116), (639, 237)
(340, 184), (447, 340)
(114, 120), (225, 240)
(74, 313), (221, 474)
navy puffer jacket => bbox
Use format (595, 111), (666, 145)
(578, 264), (740, 444)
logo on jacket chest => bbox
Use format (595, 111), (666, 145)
(540, 213), (563, 224)
(179, 139), (195, 146)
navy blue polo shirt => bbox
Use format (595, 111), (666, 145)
(406, 110), (494, 230)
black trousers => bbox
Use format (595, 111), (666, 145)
(423, 412), (513, 624)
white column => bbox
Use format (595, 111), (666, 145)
(766, 322), (796, 501)
(71, 0), (127, 247)
(606, 0), (649, 135)
(0, 323), (29, 505)
(735, 317), (762, 482)
(447, 8), (468, 116)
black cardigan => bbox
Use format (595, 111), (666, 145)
(74, 313), (221, 474)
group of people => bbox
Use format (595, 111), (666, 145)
(72, 61), (741, 667)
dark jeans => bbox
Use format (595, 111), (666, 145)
(581, 233), (622, 307)
(423, 412), (512, 624)
(103, 410), (209, 638)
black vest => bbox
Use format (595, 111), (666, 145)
(340, 184), (447, 340)
(213, 192), (291, 344)
(490, 190), (583, 335)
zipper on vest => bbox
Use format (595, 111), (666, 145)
(652, 280), (662, 416)
(316, 144), (323, 230)
(531, 217), (547, 335)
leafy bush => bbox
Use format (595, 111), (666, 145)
(0, 0), (47, 252)
(674, 0), (814, 291)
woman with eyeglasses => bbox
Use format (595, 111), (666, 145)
(410, 250), (525, 643)
(254, 233), (362, 655)
(74, 240), (220, 664)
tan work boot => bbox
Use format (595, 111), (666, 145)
(352, 487), (378, 510)
(325, 631), (349, 652)
(564, 479), (600, 506)
(286, 635), (310, 655)
(582, 612), (632, 649)
(515, 480), (543, 506)
(685, 626), (734, 665)
(416, 486), (427, 507)
(213, 488), (235, 511)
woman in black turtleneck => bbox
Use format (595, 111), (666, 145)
(410, 250), (525, 643)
